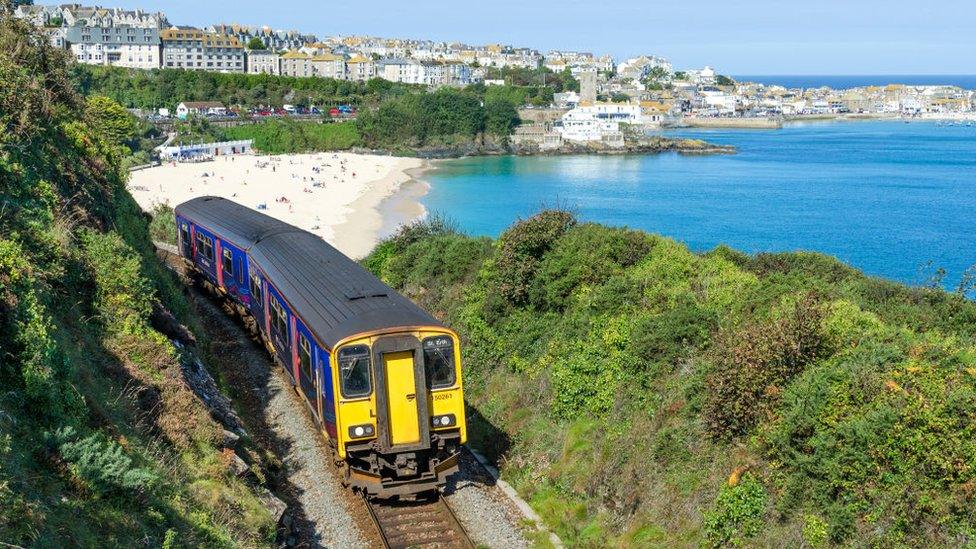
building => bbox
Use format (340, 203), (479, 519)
(176, 101), (227, 118)
(246, 50), (281, 75)
(161, 28), (244, 73)
(558, 102), (648, 143)
(311, 53), (346, 80)
(441, 61), (473, 86)
(617, 55), (672, 81)
(15, 4), (168, 29)
(280, 51), (313, 77)
(579, 68), (598, 104)
(346, 55), (376, 81)
(64, 24), (160, 69)
(159, 139), (253, 161)
(209, 23), (314, 51)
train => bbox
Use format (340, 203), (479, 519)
(174, 196), (466, 498)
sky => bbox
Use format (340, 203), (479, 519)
(118, 0), (975, 74)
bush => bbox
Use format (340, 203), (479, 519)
(529, 224), (654, 311)
(490, 210), (575, 308)
(148, 204), (177, 245)
(704, 292), (829, 438)
(80, 230), (156, 335)
(51, 427), (158, 498)
(702, 474), (768, 547)
(223, 119), (360, 153)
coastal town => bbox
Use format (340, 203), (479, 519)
(14, 3), (976, 149)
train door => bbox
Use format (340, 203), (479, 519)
(179, 221), (192, 258)
(373, 336), (430, 451)
(296, 328), (319, 418)
(384, 351), (421, 445)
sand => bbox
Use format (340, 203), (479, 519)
(129, 152), (430, 259)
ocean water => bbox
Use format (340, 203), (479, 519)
(421, 120), (976, 289)
(733, 74), (976, 90)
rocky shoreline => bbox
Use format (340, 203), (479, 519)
(354, 135), (735, 159)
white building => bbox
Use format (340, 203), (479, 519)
(160, 139), (253, 161)
(161, 28), (244, 73)
(246, 50), (281, 75)
(64, 24), (160, 69)
(558, 103), (647, 143)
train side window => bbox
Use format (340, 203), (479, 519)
(222, 248), (233, 275)
(249, 273), (262, 303)
(338, 345), (371, 398)
(423, 336), (456, 389)
(270, 295), (287, 337)
(298, 333), (312, 381)
(196, 235), (214, 261)
(195, 233), (206, 256)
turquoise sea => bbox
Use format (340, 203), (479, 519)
(421, 120), (976, 289)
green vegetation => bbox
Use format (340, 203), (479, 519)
(71, 64), (383, 110)
(224, 119), (361, 153)
(71, 65), (536, 152)
(246, 37), (265, 50)
(366, 212), (976, 547)
(1, 10), (274, 545)
(356, 87), (518, 150)
(170, 117), (360, 153)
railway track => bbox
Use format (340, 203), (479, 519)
(364, 493), (474, 549)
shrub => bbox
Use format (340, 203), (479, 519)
(704, 292), (829, 438)
(702, 474), (768, 547)
(51, 426), (158, 497)
(490, 210), (575, 308)
(79, 229), (156, 335)
(529, 224), (654, 311)
(148, 204), (177, 245)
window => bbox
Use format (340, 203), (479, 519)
(298, 333), (312, 381)
(338, 345), (371, 398)
(222, 248), (233, 275)
(249, 273), (262, 303)
(179, 223), (189, 249)
(196, 233), (214, 261)
(270, 295), (287, 338)
(423, 336), (456, 389)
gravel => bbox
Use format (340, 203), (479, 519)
(443, 451), (531, 549)
(191, 290), (369, 548)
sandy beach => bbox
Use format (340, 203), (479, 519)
(129, 152), (430, 259)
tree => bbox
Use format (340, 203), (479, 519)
(246, 37), (265, 50)
(84, 95), (137, 146)
(716, 74), (735, 86)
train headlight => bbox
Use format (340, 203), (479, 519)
(431, 414), (456, 428)
(348, 424), (375, 439)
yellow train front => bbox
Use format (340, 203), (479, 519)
(174, 196), (465, 498)
(333, 329), (466, 497)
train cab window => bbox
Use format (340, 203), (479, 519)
(338, 345), (371, 398)
(179, 224), (189, 247)
(270, 296), (287, 337)
(423, 336), (456, 389)
(249, 273), (262, 303)
(298, 333), (312, 381)
(222, 248), (233, 275)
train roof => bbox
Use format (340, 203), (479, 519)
(175, 196), (443, 348)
